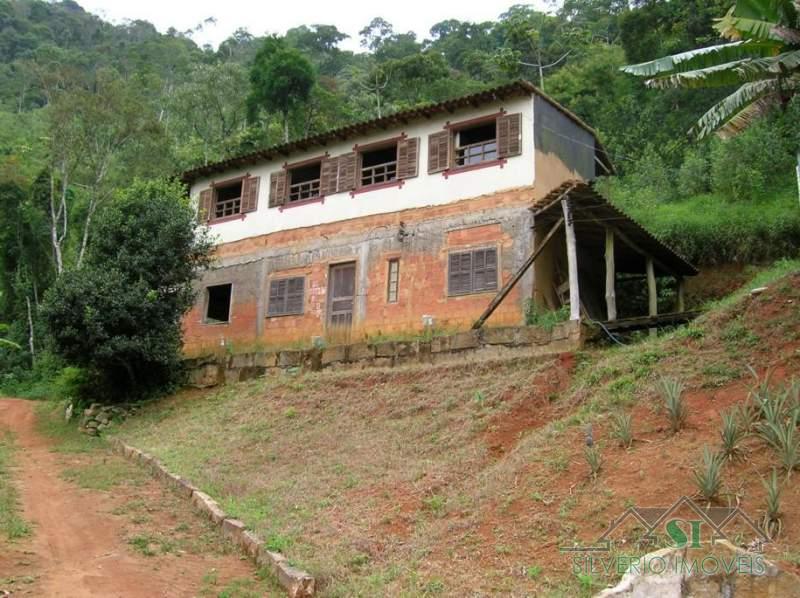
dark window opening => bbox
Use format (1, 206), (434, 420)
(387, 258), (399, 303)
(268, 277), (305, 317)
(206, 284), (232, 323)
(288, 162), (322, 202)
(455, 122), (497, 167)
(214, 181), (243, 218)
(360, 145), (397, 187)
(448, 248), (498, 296)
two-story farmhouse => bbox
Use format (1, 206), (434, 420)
(182, 80), (696, 353)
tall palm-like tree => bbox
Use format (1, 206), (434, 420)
(621, 0), (800, 197)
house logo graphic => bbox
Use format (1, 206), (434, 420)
(561, 495), (770, 554)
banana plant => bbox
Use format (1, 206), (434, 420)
(621, 0), (800, 201)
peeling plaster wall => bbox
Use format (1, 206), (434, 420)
(183, 198), (535, 353)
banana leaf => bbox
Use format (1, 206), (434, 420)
(689, 79), (779, 138)
(620, 40), (780, 78)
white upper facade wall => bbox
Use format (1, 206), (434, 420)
(190, 95), (535, 246)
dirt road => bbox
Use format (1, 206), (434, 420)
(0, 398), (266, 597)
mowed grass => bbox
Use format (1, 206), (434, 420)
(0, 432), (30, 540)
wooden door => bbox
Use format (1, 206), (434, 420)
(327, 262), (356, 340)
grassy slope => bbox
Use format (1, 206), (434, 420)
(118, 259), (800, 597)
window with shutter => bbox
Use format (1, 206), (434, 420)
(497, 113), (522, 158)
(359, 144), (398, 187)
(320, 156), (339, 196)
(212, 180), (243, 219)
(454, 122), (497, 167)
(287, 161), (322, 203)
(428, 130), (450, 173)
(198, 188), (213, 223)
(448, 248), (498, 296)
(267, 276), (305, 316)
(396, 137), (419, 179)
(268, 171), (288, 208)
(337, 152), (357, 192)
(241, 176), (260, 213)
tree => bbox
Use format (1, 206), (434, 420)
(41, 179), (212, 402)
(621, 0), (800, 199)
(172, 62), (249, 165)
(69, 69), (164, 267)
(249, 37), (315, 142)
(359, 18), (395, 52)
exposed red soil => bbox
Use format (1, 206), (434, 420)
(416, 273), (800, 591)
(484, 352), (575, 458)
(0, 399), (258, 597)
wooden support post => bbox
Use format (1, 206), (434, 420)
(646, 257), (657, 336)
(562, 199), (581, 321)
(605, 227), (616, 321)
(676, 276), (686, 312)
(472, 217), (564, 329)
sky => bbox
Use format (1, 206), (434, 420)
(79, 0), (553, 52)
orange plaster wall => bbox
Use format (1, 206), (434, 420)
(182, 186), (544, 354)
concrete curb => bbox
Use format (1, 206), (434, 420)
(109, 438), (315, 597)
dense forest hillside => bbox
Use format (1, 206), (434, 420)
(1, 0), (799, 392)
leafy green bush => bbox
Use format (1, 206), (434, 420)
(710, 116), (797, 202)
(524, 302), (569, 331)
(677, 146), (710, 197)
(41, 179), (212, 403)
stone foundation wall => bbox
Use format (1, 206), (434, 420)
(185, 320), (585, 388)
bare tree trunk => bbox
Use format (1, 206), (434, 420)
(77, 163), (110, 269)
(76, 203), (96, 269)
(25, 295), (35, 362)
(796, 149), (800, 207)
(48, 171), (65, 275)
(283, 113), (289, 143)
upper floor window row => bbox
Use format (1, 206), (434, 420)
(267, 134), (420, 208)
(196, 111), (522, 221)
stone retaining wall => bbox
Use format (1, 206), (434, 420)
(110, 438), (315, 597)
(185, 320), (586, 388)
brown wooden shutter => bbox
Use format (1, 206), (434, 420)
(198, 188), (213, 223)
(286, 277), (305, 314)
(268, 171), (287, 208)
(320, 156), (339, 195)
(338, 152), (357, 191)
(428, 130), (451, 173)
(497, 113), (522, 158)
(241, 176), (260, 213)
(397, 137), (419, 179)
(448, 252), (472, 295)
(267, 279), (286, 315)
(473, 248), (498, 292)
